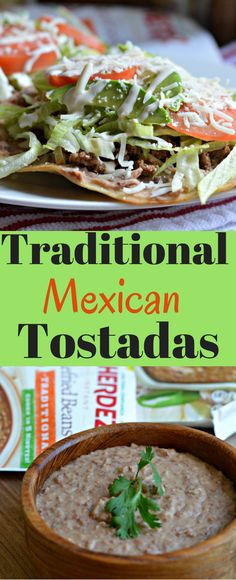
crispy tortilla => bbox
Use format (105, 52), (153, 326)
(18, 161), (236, 206)
(1, 129), (236, 205)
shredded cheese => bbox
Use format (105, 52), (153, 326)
(118, 83), (140, 117)
(117, 134), (134, 169)
(24, 44), (59, 73)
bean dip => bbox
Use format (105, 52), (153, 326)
(37, 445), (236, 555)
(0, 384), (12, 453)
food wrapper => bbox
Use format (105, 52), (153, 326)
(135, 368), (236, 439)
(0, 366), (136, 471)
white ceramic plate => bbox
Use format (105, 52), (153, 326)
(1, 58), (236, 211)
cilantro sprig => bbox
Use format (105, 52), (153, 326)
(105, 446), (164, 539)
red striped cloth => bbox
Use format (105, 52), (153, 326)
(1, 194), (236, 231)
(0, 38), (235, 230)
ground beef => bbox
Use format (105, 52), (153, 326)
(211, 145), (231, 167)
(199, 151), (212, 172)
(150, 149), (171, 162)
(0, 140), (14, 156)
(136, 158), (157, 178)
(66, 138), (230, 179)
(65, 136), (179, 177)
(130, 167), (143, 179)
(69, 151), (106, 174)
(125, 146), (170, 178)
(126, 145), (170, 164)
(200, 145), (231, 171)
(124, 145), (140, 159)
(67, 145), (172, 179)
(0, 135), (19, 157)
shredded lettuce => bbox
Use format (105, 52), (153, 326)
(46, 122), (115, 159)
(154, 128), (182, 137)
(33, 71), (54, 93)
(127, 137), (173, 151)
(15, 102), (64, 135)
(155, 141), (232, 178)
(175, 149), (202, 192)
(85, 135), (114, 159)
(96, 120), (119, 134)
(47, 85), (73, 104)
(54, 146), (66, 165)
(19, 111), (39, 129)
(119, 119), (154, 138)
(0, 104), (26, 124)
(198, 145), (236, 203)
(46, 121), (79, 153)
(0, 132), (43, 179)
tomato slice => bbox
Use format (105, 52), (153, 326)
(57, 23), (105, 53)
(168, 104), (236, 141)
(81, 18), (97, 35)
(30, 50), (58, 73)
(0, 40), (58, 75)
(0, 51), (28, 76)
(0, 15), (105, 76)
(48, 66), (137, 87)
(90, 67), (137, 81)
(38, 15), (105, 53)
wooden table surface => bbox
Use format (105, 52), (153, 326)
(1, 433), (236, 580)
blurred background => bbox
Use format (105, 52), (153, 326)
(0, 0), (235, 46)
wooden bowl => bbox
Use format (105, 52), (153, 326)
(22, 423), (236, 579)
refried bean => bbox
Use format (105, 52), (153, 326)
(37, 444), (236, 556)
(0, 384), (12, 453)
